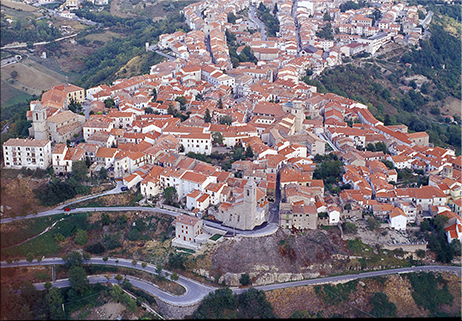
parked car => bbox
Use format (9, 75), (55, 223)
(64, 207), (71, 212)
(121, 186), (128, 191)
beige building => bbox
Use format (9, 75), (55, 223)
(173, 213), (203, 243)
(306, 131), (325, 156)
(408, 131), (429, 147)
(3, 138), (52, 170)
(279, 202), (318, 230)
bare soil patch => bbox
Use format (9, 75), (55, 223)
(84, 302), (127, 320)
(0, 177), (49, 218)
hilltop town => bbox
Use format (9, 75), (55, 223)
(3, 0), (461, 250)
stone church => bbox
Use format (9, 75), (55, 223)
(28, 101), (85, 144)
(216, 178), (269, 230)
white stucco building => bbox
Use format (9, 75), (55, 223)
(3, 138), (52, 170)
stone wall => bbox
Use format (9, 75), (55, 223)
(155, 299), (200, 320)
(381, 242), (427, 253)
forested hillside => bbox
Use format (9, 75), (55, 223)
(74, 11), (190, 88)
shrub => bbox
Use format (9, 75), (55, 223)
(343, 222), (357, 234)
(103, 234), (122, 250)
(239, 273), (251, 286)
(85, 242), (106, 254)
(74, 229), (87, 246)
(370, 292), (397, 318)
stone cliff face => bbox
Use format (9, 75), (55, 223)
(190, 228), (350, 286)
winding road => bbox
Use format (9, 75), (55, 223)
(0, 180), (279, 237)
(1, 258), (459, 306)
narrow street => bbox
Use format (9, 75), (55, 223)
(248, 4), (267, 41)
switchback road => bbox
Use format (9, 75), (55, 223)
(2, 258), (460, 306)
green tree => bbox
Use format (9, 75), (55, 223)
(370, 292), (397, 318)
(82, 252), (90, 262)
(75, 229), (87, 246)
(141, 262), (147, 268)
(227, 12), (236, 24)
(212, 131), (223, 146)
(450, 239), (461, 257)
(132, 259), (137, 266)
(101, 213), (111, 226)
(237, 288), (276, 318)
(26, 252), (34, 263)
(10, 70), (19, 79)
(163, 186), (178, 205)
(367, 217), (380, 230)
(151, 88), (157, 101)
(204, 109), (212, 123)
(104, 98), (115, 108)
(46, 287), (66, 320)
(98, 167), (108, 180)
(64, 250), (83, 268)
(72, 160), (89, 182)
(115, 274), (123, 284)
(239, 273), (251, 286)
(171, 272), (179, 281)
(175, 95), (187, 107)
(103, 256), (109, 263)
(220, 115), (233, 125)
(343, 222), (357, 234)
(245, 145), (254, 159)
(44, 281), (53, 290)
(193, 288), (237, 319)
(68, 266), (89, 295)
(323, 12), (332, 21)
(156, 263), (163, 276)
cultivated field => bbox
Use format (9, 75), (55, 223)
(1, 59), (68, 100)
(442, 96), (462, 117)
(2, 0), (39, 12)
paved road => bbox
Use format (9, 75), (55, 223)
(0, 181), (125, 224)
(249, 4), (267, 41)
(0, 178), (279, 237)
(2, 257), (215, 306)
(2, 258), (459, 306)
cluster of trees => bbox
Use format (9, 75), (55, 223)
(1, 98), (35, 148)
(256, 3), (280, 37)
(226, 30), (257, 68)
(1, 18), (62, 47)
(76, 11), (190, 88)
(401, 24), (461, 99)
(34, 161), (91, 206)
(313, 154), (344, 190)
(1, 251), (98, 320)
(339, 0), (368, 12)
(193, 287), (276, 319)
(420, 215), (460, 263)
(406, 272), (454, 316)
(316, 23), (334, 40)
